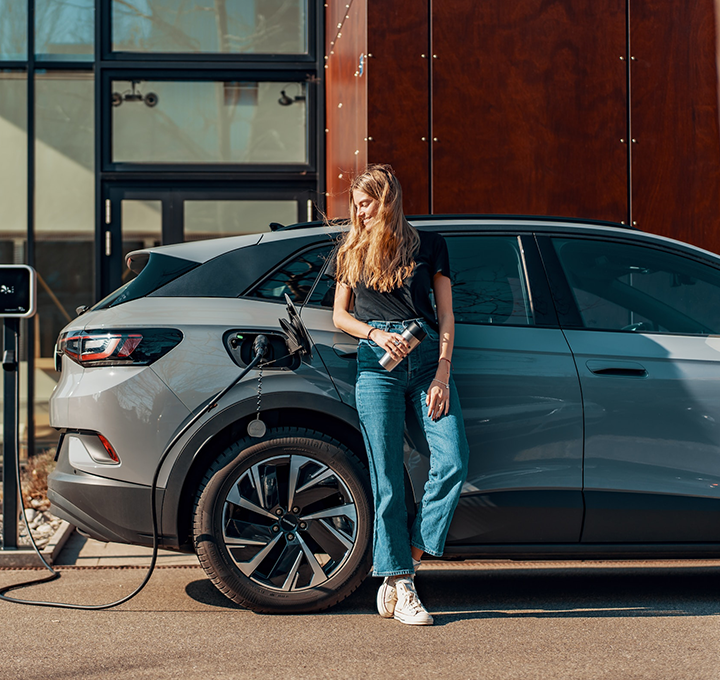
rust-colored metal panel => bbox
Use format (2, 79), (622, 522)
(431, 0), (627, 221)
(367, 0), (430, 214)
(325, 0), (368, 218)
(630, 0), (720, 253)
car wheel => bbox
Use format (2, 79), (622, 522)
(193, 427), (372, 613)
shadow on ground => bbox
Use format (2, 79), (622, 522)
(185, 564), (720, 623)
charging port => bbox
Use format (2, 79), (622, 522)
(224, 331), (300, 370)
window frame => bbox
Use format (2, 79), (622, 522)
(537, 233), (720, 336)
(100, 0), (317, 64)
(101, 68), (317, 173)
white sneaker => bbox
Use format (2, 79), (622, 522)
(376, 561), (422, 618)
(393, 579), (434, 626)
(376, 577), (397, 618)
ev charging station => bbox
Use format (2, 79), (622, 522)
(0, 265), (37, 552)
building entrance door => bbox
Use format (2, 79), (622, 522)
(100, 184), (313, 298)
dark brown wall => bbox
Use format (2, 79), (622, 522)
(324, 1), (720, 253)
(367, 0), (430, 214)
(630, 0), (720, 250)
(432, 0), (627, 221)
(325, 0), (368, 218)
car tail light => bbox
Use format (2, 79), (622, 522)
(96, 434), (120, 464)
(57, 329), (183, 368)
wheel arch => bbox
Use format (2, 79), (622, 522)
(162, 392), (368, 550)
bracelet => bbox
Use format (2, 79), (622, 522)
(439, 357), (452, 370)
(367, 327), (376, 341)
(432, 378), (450, 389)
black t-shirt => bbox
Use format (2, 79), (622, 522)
(329, 230), (451, 330)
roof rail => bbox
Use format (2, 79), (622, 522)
(269, 218), (348, 232)
(405, 213), (638, 231)
(269, 214), (638, 232)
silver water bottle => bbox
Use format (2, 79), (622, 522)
(379, 320), (427, 371)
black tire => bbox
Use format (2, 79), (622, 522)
(193, 427), (373, 613)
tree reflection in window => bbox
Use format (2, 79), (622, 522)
(447, 236), (534, 326)
(249, 245), (333, 304)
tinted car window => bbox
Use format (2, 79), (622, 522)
(93, 253), (198, 310)
(446, 235), (534, 325)
(306, 234), (535, 325)
(247, 245), (334, 304)
(150, 235), (333, 299)
(552, 238), (720, 334)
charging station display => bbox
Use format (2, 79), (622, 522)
(0, 265), (36, 318)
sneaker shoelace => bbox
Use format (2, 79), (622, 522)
(398, 581), (426, 613)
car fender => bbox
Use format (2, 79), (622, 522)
(159, 389), (363, 543)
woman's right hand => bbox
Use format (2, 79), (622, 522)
(368, 328), (411, 360)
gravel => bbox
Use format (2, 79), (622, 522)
(0, 499), (62, 550)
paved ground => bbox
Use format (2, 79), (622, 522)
(54, 530), (200, 567)
(2, 558), (720, 679)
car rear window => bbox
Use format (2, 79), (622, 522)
(92, 253), (198, 310)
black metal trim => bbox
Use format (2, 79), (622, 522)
(534, 235), (585, 328)
(33, 61), (94, 71)
(26, 0), (35, 458)
(0, 62), (28, 70)
(518, 234), (560, 327)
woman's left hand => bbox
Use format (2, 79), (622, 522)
(426, 380), (450, 421)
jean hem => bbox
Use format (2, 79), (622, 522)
(372, 568), (416, 578)
(410, 542), (444, 558)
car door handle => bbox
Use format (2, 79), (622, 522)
(586, 360), (647, 377)
(333, 343), (358, 358)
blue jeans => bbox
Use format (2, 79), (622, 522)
(355, 319), (469, 577)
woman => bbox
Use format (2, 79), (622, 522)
(332, 164), (469, 626)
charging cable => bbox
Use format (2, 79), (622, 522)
(0, 338), (271, 609)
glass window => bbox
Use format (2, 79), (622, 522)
(552, 238), (720, 335)
(35, 0), (94, 61)
(0, 1), (27, 60)
(447, 236), (534, 325)
(184, 200), (297, 240)
(0, 72), (27, 474)
(35, 72), (94, 450)
(112, 80), (307, 165)
(121, 200), (162, 284)
(0, 72), (27, 262)
(306, 235), (536, 324)
(112, 0), (307, 55)
(249, 245), (333, 304)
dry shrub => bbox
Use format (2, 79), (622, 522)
(20, 449), (56, 510)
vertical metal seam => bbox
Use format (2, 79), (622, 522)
(626, 0), (633, 226)
(428, 0), (433, 213)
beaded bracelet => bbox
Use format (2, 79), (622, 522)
(432, 378), (450, 389)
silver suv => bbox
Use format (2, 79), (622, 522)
(49, 216), (720, 613)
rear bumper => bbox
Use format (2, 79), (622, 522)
(48, 465), (182, 551)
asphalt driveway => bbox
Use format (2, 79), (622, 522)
(1, 560), (720, 679)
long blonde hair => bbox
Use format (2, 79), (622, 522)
(335, 164), (420, 292)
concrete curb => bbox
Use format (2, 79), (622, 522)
(0, 521), (75, 568)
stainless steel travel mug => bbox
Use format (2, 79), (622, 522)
(379, 320), (428, 371)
